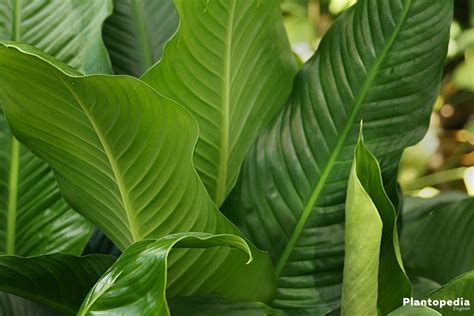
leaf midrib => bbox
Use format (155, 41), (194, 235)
(60, 77), (141, 245)
(131, 0), (153, 73)
(5, 0), (22, 255)
(214, 0), (236, 205)
(274, 0), (413, 276)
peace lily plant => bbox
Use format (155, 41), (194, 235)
(0, 0), (472, 315)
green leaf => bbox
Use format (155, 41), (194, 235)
(0, 113), (92, 256)
(401, 196), (474, 285)
(169, 296), (278, 316)
(342, 139), (383, 316)
(388, 305), (441, 316)
(103, 0), (178, 76)
(0, 293), (62, 316)
(427, 271), (474, 316)
(0, 0), (112, 74)
(0, 253), (115, 315)
(79, 233), (257, 315)
(223, 0), (452, 313)
(0, 43), (275, 303)
(412, 277), (441, 300)
(142, 0), (298, 206)
(342, 132), (411, 316)
(0, 0), (114, 256)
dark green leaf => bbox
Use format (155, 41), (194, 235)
(427, 271), (474, 316)
(0, 293), (62, 316)
(223, 0), (452, 313)
(0, 253), (115, 315)
(142, 0), (298, 206)
(83, 228), (121, 256)
(401, 196), (474, 284)
(103, 0), (178, 76)
(412, 277), (441, 300)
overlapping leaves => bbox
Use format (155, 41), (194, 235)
(0, 43), (274, 303)
(0, 0), (114, 256)
(342, 132), (410, 315)
(143, 0), (298, 206)
(223, 0), (452, 313)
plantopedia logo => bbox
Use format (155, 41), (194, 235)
(403, 297), (471, 312)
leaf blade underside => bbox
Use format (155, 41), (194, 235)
(0, 43), (275, 303)
(142, 0), (298, 206)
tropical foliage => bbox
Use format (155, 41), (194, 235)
(0, 0), (471, 315)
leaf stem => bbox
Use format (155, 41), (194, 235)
(12, 0), (21, 41)
(6, 0), (22, 255)
(6, 138), (20, 254)
(61, 78), (141, 245)
(215, 0), (236, 206)
(131, 0), (153, 74)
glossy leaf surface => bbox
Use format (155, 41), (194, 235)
(79, 233), (252, 315)
(0, 0), (113, 256)
(401, 196), (474, 284)
(224, 0), (452, 313)
(0, 43), (274, 303)
(142, 0), (298, 206)
(103, 0), (178, 76)
(0, 253), (115, 315)
(342, 134), (410, 316)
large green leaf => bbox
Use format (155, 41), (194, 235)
(401, 196), (474, 285)
(0, 253), (115, 315)
(427, 271), (474, 316)
(342, 133), (411, 316)
(142, 0), (298, 206)
(223, 0), (452, 313)
(0, 43), (274, 303)
(0, 0), (113, 256)
(79, 233), (255, 315)
(103, 0), (178, 76)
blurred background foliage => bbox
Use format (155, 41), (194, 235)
(281, 0), (474, 198)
